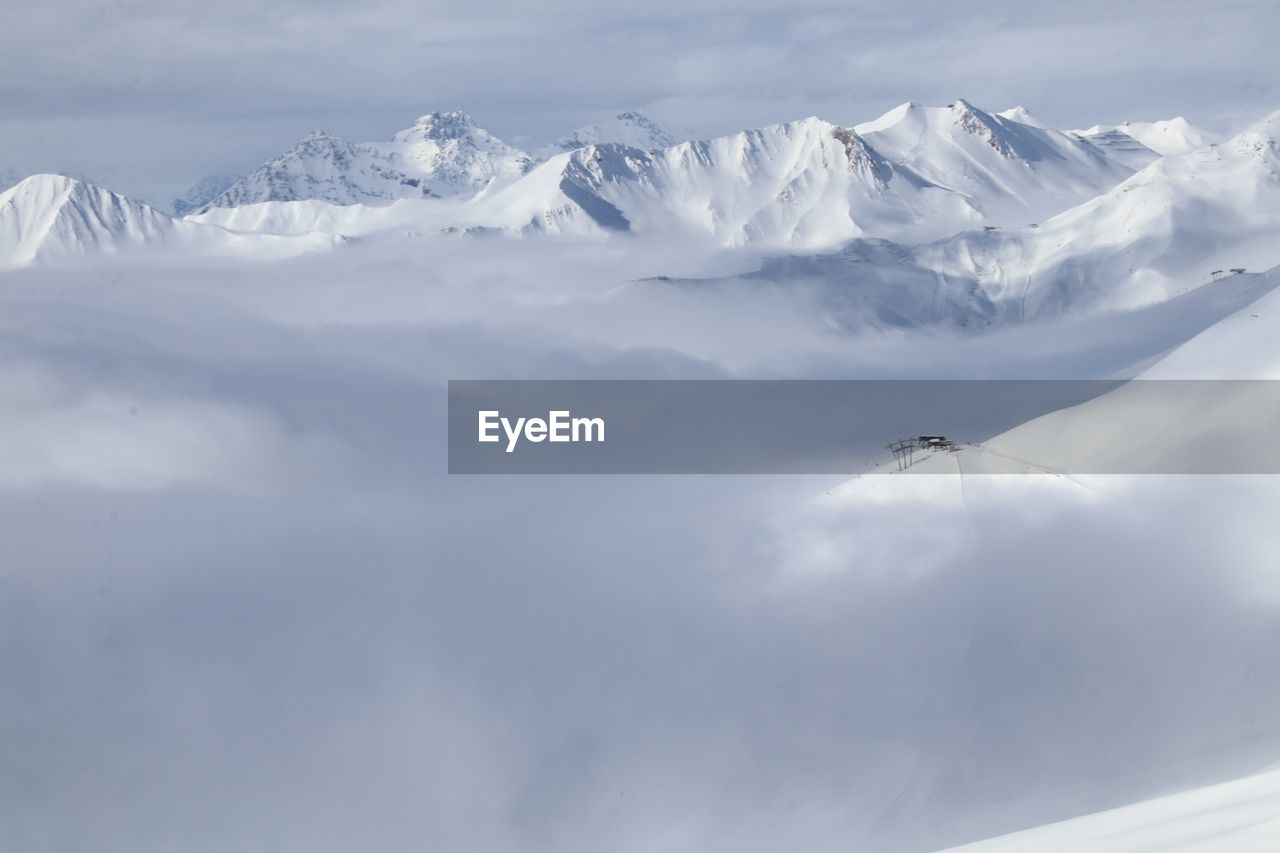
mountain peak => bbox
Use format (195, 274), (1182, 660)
(403, 110), (479, 139)
(6, 172), (79, 195)
(0, 173), (175, 267)
(998, 105), (1051, 128)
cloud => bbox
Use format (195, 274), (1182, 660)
(1, 0), (1276, 200)
(2, 245), (1280, 851)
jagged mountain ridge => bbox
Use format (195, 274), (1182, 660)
(433, 100), (1160, 246)
(195, 99), (1150, 246)
(204, 111), (534, 209)
(201, 100), (1154, 248)
(471, 115), (986, 245)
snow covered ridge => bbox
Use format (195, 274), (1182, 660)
(203, 111), (536, 208)
(204, 99), (1163, 242)
(0, 174), (334, 268)
(192, 99), (1191, 247)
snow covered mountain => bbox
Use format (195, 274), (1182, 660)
(0, 174), (332, 268)
(732, 110), (1280, 328)
(535, 110), (688, 159)
(1074, 116), (1221, 157)
(31, 98), (1265, 303)
(203, 111), (533, 209)
(471, 116), (988, 245)
(380, 110), (533, 195)
(929, 109), (1280, 319)
(204, 131), (419, 208)
(852, 99), (1138, 225)
(196, 116), (987, 246)
(0, 174), (181, 266)
(467, 100), (1149, 246)
(194, 100), (1146, 246)
(172, 172), (241, 215)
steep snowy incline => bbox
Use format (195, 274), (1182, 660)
(203, 112), (532, 209)
(940, 764), (1280, 852)
(853, 100), (1138, 224)
(472, 117), (983, 246)
(536, 110), (689, 159)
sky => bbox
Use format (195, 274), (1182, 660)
(2, 0), (1278, 203)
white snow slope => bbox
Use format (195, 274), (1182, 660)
(941, 764), (1280, 852)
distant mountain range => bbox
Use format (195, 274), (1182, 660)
(190, 100), (1182, 244)
(5, 100), (1276, 330)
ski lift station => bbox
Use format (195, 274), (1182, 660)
(888, 435), (957, 470)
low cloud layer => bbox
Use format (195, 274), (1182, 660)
(2, 247), (1279, 851)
